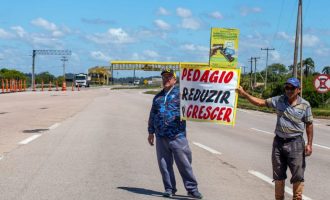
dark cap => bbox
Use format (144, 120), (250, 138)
(161, 69), (176, 78)
(285, 77), (300, 88)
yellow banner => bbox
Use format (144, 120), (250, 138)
(209, 28), (240, 68)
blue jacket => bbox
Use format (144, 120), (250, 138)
(148, 85), (186, 139)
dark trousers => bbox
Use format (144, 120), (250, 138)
(272, 135), (306, 184)
(156, 136), (198, 193)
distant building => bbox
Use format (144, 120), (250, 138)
(88, 66), (111, 85)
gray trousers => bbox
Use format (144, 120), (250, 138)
(156, 136), (198, 193)
(272, 135), (306, 184)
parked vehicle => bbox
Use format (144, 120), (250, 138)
(74, 73), (90, 87)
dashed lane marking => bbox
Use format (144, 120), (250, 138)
(193, 142), (222, 155)
(19, 134), (42, 145)
(248, 170), (312, 200)
(250, 128), (273, 135)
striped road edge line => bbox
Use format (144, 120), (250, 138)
(49, 123), (60, 130)
(19, 134), (42, 145)
(193, 142), (222, 155)
(251, 128), (330, 150)
(314, 143), (330, 150)
(248, 170), (312, 200)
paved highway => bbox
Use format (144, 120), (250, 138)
(0, 88), (329, 200)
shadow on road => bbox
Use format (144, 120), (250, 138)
(117, 187), (194, 200)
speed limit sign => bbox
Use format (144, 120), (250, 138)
(313, 74), (330, 93)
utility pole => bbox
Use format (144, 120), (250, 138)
(61, 56), (68, 91)
(242, 65), (247, 75)
(249, 57), (253, 90)
(261, 48), (275, 89)
(31, 50), (36, 88)
(299, 0), (303, 97)
(253, 57), (260, 87)
(293, 0), (302, 78)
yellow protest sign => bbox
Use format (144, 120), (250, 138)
(209, 28), (240, 68)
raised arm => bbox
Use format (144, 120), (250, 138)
(236, 86), (267, 107)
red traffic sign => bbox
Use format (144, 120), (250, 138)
(313, 74), (330, 93)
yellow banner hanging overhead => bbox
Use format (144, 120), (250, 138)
(209, 28), (240, 68)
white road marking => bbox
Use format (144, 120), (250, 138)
(19, 134), (42, 145)
(251, 128), (330, 151)
(0, 155), (3, 161)
(248, 170), (312, 200)
(314, 143), (330, 150)
(193, 142), (222, 155)
(250, 128), (273, 135)
(49, 123), (60, 130)
(237, 109), (250, 113)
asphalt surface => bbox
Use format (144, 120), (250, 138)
(0, 88), (329, 200)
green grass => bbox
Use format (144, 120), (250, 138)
(111, 85), (161, 90)
(120, 87), (330, 118)
(237, 98), (330, 118)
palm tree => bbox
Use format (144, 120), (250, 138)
(302, 57), (315, 77)
(322, 66), (330, 74)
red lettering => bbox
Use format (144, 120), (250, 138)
(216, 107), (226, 120)
(210, 107), (219, 120)
(181, 68), (187, 80)
(209, 71), (219, 83)
(192, 105), (199, 118)
(200, 70), (210, 82)
(187, 69), (193, 81)
(218, 71), (226, 83)
(192, 69), (201, 81)
(198, 106), (205, 119)
(223, 108), (232, 122)
(224, 71), (234, 83)
(203, 106), (212, 119)
(186, 105), (193, 117)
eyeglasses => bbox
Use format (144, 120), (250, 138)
(162, 75), (174, 80)
(284, 86), (296, 91)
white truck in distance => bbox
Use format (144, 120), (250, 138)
(74, 73), (90, 87)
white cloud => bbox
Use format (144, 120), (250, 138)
(0, 28), (14, 39)
(158, 7), (170, 15)
(180, 44), (208, 52)
(90, 51), (111, 62)
(210, 11), (223, 20)
(315, 47), (330, 56)
(276, 31), (294, 43)
(181, 18), (200, 30)
(303, 34), (319, 47)
(270, 51), (281, 62)
(87, 28), (134, 44)
(31, 18), (57, 31)
(30, 18), (68, 37)
(11, 26), (27, 38)
(240, 6), (262, 16)
(154, 19), (171, 31)
(144, 50), (159, 58)
(132, 53), (142, 60)
(176, 7), (192, 18)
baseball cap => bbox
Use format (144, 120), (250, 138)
(285, 77), (300, 88)
(161, 69), (176, 78)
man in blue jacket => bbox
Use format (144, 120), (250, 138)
(148, 69), (202, 199)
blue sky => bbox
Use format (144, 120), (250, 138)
(0, 0), (329, 77)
